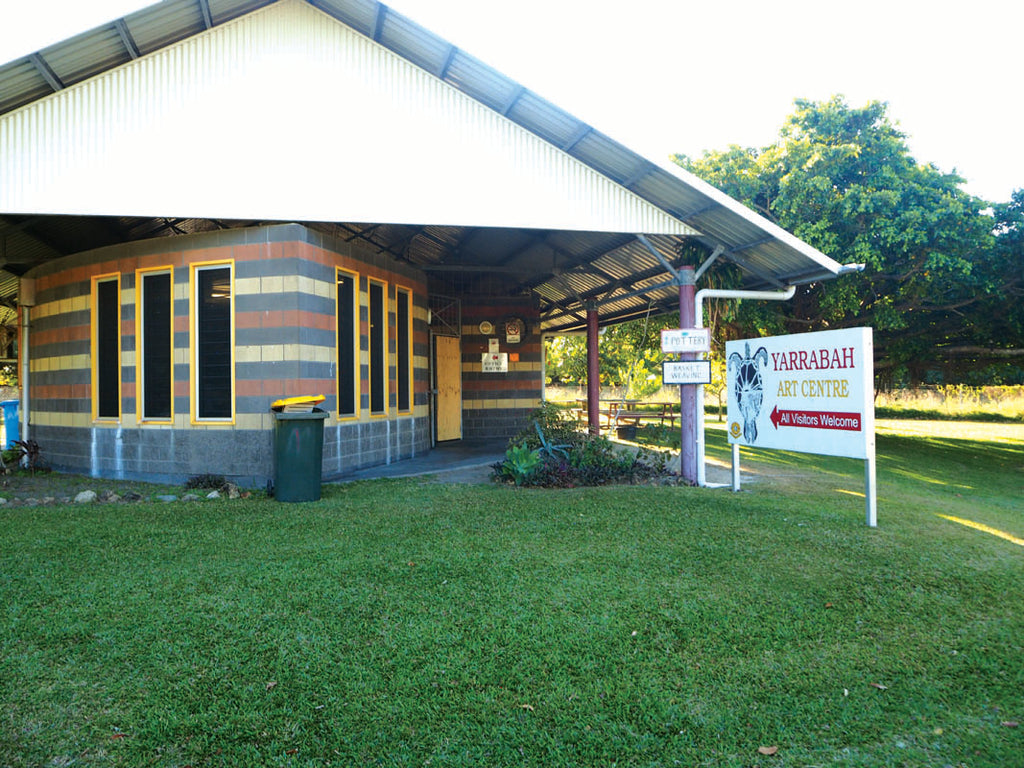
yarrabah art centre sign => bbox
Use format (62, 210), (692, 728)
(725, 327), (878, 525)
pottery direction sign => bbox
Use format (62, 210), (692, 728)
(661, 328), (711, 354)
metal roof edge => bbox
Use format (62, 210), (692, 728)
(646, 155), (845, 277)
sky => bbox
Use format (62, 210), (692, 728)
(2, 0), (1021, 203)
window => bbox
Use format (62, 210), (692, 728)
(395, 287), (412, 412)
(336, 269), (358, 417)
(138, 269), (173, 421)
(193, 263), (233, 421)
(368, 279), (387, 414)
(92, 275), (120, 420)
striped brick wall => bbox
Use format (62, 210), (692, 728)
(460, 299), (543, 439)
(26, 224), (430, 484)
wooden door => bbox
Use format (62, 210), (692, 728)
(435, 335), (462, 441)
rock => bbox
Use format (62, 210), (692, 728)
(121, 492), (143, 502)
(42, 497), (55, 505)
(206, 490), (221, 499)
(182, 493), (200, 502)
(0, 497), (6, 504)
(98, 490), (119, 502)
(220, 482), (240, 499)
(156, 494), (178, 503)
(74, 490), (97, 504)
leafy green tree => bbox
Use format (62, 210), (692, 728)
(966, 189), (1024, 382)
(544, 335), (588, 386)
(675, 96), (1020, 385)
(545, 313), (677, 396)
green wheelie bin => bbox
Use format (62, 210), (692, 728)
(272, 408), (328, 502)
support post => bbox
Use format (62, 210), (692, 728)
(18, 278), (35, 449)
(731, 443), (741, 492)
(678, 267), (697, 484)
(865, 454), (877, 527)
(586, 304), (600, 436)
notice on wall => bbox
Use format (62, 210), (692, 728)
(726, 327), (874, 460)
(481, 352), (508, 373)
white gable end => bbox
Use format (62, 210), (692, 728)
(0, 0), (697, 235)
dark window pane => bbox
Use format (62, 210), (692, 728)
(197, 267), (232, 419)
(369, 281), (385, 413)
(142, 272), (172, 419)
(337, 273), (356, 416)
(397, 289), (410, 412)
(96, 279), (120, 418)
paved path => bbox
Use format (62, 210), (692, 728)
(333, 437), (757, 487)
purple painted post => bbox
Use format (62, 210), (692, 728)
(678, 267), (698, 483)
(587, 305), (600, 435)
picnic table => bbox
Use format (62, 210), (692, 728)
(573, 399), (679, 431)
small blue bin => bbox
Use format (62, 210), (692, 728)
(1, 399), (19, 449)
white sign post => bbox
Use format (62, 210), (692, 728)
(726, 327), (876, 526)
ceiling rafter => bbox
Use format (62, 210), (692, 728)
(544, 299), (671, 334)
(114, 19), (140, 59)
(437, 44), (457, 80)
(727, 236), (774, 255)
(535, 244), (693, 321)
(0, 215), (47, 237)
(733, 257), (786, 288)
(126, 217), (189, 241)
(0, 222), (70, 265)
(501, 86), (525, 116)
(371, 3), (387, 41)
(491, 231), (632, 291)
(620, 161), (653, 189)
(198, 0), (214, 29)
(334, 222), (406, 261)
(492, 230), (625, 291)
(561, 124), (592, 153)
(28, 53), (64, 92)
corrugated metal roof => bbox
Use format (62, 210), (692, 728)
(0, 0), (852, 331)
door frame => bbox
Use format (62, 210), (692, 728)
(431, 332), (462, 444)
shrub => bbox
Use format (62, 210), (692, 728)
(493, 415), (670, 488)
(635, 423), (680, 450)
(6, 439), (44, 474)
(508, 402), (583, 452)
(185, 473), (227, 490)
(495, 443), (542, 486)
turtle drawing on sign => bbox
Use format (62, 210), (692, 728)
(729, 342), (768, 443)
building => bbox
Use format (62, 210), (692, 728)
(0, 0), (850, 484)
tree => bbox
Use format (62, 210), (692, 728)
(544, 313), (677, 397)
(675, 96), (1021, 385)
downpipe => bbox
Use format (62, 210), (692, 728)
(694, 286), (795, 487)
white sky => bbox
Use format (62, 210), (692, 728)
(2, 0), (1021, 203)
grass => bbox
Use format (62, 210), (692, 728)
(547, 384), (1024, 423)
(1, 422), (1022, 766)
(873, 385), (1024, 422)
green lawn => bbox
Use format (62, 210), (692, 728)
(1, 422), (1021, 766)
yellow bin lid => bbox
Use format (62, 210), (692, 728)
(271, 394), (326, 412)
